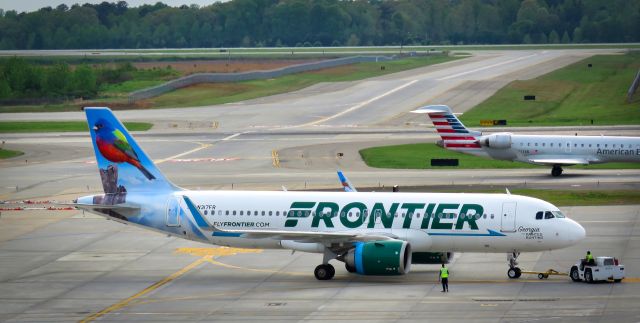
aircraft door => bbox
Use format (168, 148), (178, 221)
(500, 202), (517, 232)
(166, 196), (181, 227)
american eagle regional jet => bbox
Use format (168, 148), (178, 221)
(413, 105), (640, 176)
(75, 108), (585, 280)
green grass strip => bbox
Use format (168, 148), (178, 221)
(459, 52), (640, 126)
(360, 143), (640, 170)
(0, 148), (24, 159)
(0, 121), (153, 133)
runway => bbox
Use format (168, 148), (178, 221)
(1, 49), (639, 322)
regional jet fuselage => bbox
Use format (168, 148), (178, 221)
(413, 105), (640, 176)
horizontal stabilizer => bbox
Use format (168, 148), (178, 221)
(72, 203), (140, 218)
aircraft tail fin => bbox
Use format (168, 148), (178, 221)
(84, 107), (179, 193)
(411, 105), (482, 150)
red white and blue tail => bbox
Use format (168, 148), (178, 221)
(411, 105), (482, 150)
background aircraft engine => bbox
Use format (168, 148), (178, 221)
(344, 241), (412, 275)
(479, 133), (512, 149)
(411, 252), (453, 264)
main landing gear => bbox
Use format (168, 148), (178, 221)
(314, 248), (337, 280)
(314, 264), (335, 280)
(551, 165), (563, 177)
(507, 251), (522, 279)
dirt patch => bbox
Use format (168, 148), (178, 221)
(132, 59), (320, 74)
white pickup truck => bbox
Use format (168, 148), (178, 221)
(570, 256), (625, 283)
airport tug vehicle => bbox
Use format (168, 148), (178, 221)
(570, 256), (625, 283)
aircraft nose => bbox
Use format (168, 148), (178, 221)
(567, 219), (586, 244)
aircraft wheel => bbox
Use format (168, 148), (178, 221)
(345, 263), (356, 273)
(538, 273), (545, 279)
(570, 266), (581, 282)
(314, 264), (335, 280)
(551, 166), (563, 177)
(508, 267), (522, 279)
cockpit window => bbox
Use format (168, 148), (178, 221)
(552, 211), (565, 218)
(544, 211), (554, 219)
(536, 211), (543, 220)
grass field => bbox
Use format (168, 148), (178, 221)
(459, 52), (640, 126)
(359, 143), (640, 170)
(0, 148), (24, 159)
(0, 121), (153, 133)
(146, 54), (456, 108)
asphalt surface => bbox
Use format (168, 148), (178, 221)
(0, 205), (638, 322)
(0, 49), (639, 322)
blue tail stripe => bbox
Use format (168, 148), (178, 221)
(183, 196), (210, 228)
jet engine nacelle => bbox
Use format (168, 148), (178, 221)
(411, 252), (454, 264)
(479, 133), (512, 149)
(345, 241), (412, 275)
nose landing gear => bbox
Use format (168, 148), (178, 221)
(507, 251), (522, 279)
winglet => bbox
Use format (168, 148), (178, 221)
(337, 170), (357, 192)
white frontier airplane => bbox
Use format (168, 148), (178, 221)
(413, 105), (640, 176)
(75, 107), (585, 280)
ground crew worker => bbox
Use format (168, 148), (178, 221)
(586, 251), (595, 265)
(439, 263), (449, 292)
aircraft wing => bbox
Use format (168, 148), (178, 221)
(182, 196), (396, 243)
(528, 158), (590, 166)
(218, 229), (397, 243)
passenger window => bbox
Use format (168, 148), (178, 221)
(545, 211), (554, 219)
(218, 210), (222, 215)
(536, 211), (543, 220)
(542, 143), (545, 147)
(550, 143), (553, 147)
(203, 210), (208, 215)
(225, 210), (229, 215)
(581, 144), (584, 147)
(535, 143), (538, 147)
(232, 210), (236, 215)
(527, 143), (530, 147)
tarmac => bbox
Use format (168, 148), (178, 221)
(0, 48), (639, 322)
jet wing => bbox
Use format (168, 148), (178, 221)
(218, 229), (397, 243)
(182, 196), (396, 243)
(528, 158), (590, 166)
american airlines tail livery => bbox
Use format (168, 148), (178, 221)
(413, 105), (640, 176)
(75, 107), (585, 280)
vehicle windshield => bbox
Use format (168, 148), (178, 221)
(552, 211), (566, 218)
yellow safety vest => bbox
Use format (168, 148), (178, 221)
(586, 254), (594, 262)
(440, 267), (449, 278)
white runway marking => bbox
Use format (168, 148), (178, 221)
(155, 132), (244, 163)
(290, 79), (420, 128)
(437, 53), (538, 81)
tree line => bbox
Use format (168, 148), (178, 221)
(0, 0), (638, 49)
(0, 58), (148, 100)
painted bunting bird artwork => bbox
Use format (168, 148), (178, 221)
(93, 118), (156, 180)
